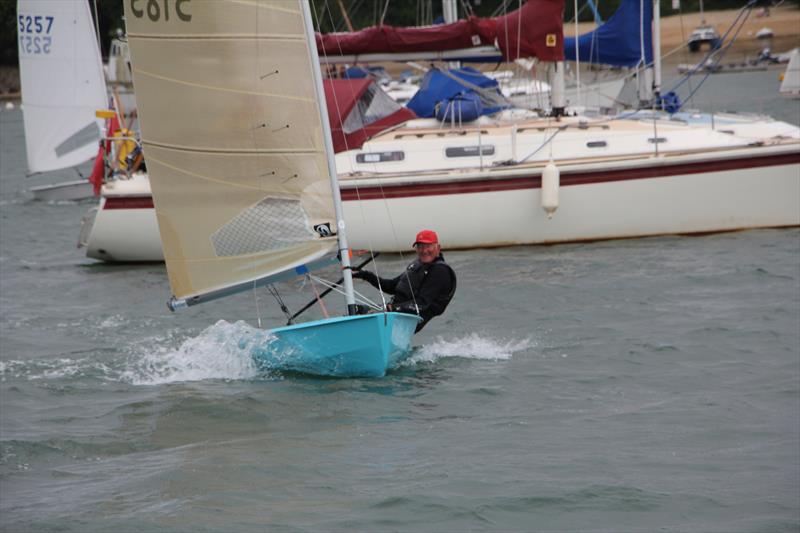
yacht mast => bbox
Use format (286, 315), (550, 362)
(652, 0), (662, 98)
(301, 0), (358, 315)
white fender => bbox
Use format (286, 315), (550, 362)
(541, 161), (560, 218)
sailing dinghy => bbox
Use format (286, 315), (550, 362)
(17, 0), (108, 201)
(123, 0), (420, 377)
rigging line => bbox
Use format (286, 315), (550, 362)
(379, 0), (391, 26)
(314, 0), (389, 302)
(669, 1), (757, 111)
(316, 0), (411, 270)
(518, 124), (565, 163)
(308, 275), (330, 318)
(669, 0), (756, 92)
(491, 0), (513, 18)
(267, 285), (293, 323)
(309, 275), (383, 309)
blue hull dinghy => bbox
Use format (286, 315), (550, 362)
(257, 312), (420, 377)
(126, 0), (421, 379)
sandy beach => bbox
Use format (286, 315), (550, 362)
(618, 4), (799, 66)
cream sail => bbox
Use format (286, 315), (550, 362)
(17, 0), (107, 174)
(123, 0), (421, 378)
(124, 0), (339, 302)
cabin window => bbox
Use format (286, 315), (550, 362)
(586, 141), (607, 148)
(342, 83), (405, 134)
(648, 137), (667, 144)
(445, 145), (495, 158)
(356, 151), (405, 163)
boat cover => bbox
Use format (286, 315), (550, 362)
(406, 67), (508, 119)
(563, 0), (653, 67)
(316, 0), (565, 62)
(324, 78), (416, 153)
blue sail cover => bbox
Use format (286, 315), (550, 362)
(406, 67), (508, 119)
(564, 0), (653, 67)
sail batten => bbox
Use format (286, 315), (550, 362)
(125, 0), (338, 301)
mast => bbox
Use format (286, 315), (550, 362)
(442, 0), (460, 69)
(301, 0), (358, 315)
(652, 0), (662, 98)
(442, 0), (458, 23)
(573, 0), (581, 107)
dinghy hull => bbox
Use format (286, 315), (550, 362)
(254, 312), (421, 377)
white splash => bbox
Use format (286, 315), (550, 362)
(122, 320), (264, 386)
(407, 332), (536, 365)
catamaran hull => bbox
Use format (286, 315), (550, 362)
(253, 312), (420, 378)
(79, 148), (800, 260)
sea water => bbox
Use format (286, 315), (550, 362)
(1, 70), (799, 531)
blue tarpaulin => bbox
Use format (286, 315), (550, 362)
(564, 0), (653, 68)
(406, 67), (507, 119)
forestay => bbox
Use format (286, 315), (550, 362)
(17, 0), (107, 174)
(124, 0), (339, 304)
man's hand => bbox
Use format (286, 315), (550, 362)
(352, 269), (376, 283)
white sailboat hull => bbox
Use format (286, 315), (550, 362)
(79, 144), (800, 260)
(80, 174), (162, 262)
(342, 149), (799, 250)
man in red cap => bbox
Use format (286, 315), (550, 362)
(353, 229), (457, 333)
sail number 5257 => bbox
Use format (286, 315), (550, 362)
(130, 0), (192, 22)
(18, 15), (54, 55)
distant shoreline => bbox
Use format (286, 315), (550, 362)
(2, 5), (798, 96)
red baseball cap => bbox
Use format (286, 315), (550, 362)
(413, 229), (439, 246)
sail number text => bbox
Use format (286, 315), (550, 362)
(18, 15), (54, 56)
(130, 0), (192, 22)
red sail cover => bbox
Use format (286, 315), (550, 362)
(316, 0), (564, 62)
(324, 78), (416, 154)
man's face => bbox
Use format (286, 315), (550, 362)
(415, 242), (440, 264)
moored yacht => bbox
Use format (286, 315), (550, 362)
(78, 109), (800, 259)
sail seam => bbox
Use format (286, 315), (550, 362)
(142, 141), (322, 155)
(127, 34), (305, 41)
(133, 68), (315, 101)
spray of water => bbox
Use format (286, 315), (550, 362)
(0, 323), (536, 385)
(406, 332), (536, 366)
(122, 320), (265, 385)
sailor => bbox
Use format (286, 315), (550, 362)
(353, 229), (456, 333)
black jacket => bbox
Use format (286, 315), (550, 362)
(359, 254), (456, 332)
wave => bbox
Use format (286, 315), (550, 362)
(121, 320), (263, 386)
(407, 332), (536, 366)
(1, 323), (536, 386)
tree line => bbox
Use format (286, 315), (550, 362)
(1, 0), (795, 66)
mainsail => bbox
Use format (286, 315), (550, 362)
(124, 0), (339, 303)
(17, 0), (107, 174)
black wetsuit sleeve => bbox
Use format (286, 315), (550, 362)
(358, 271), (399, 294)
(392, 265), (453, 320)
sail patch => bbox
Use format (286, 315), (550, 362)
(54, 122), (101, 158)
(211, 197), (316, 257)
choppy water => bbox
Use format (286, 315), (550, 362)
(1, 69), (799, 532)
